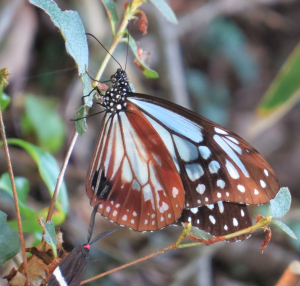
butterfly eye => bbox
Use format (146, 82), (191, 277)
(86, 69), (280, 240)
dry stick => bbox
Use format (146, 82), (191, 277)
(46, 131), (78, 222)
(81, 217), (272, 285)
(0, 109), (29, 286)
(275, 261), (300, 286)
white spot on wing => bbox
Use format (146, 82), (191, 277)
(159, 202), (169, 213)
(209, 215), (216, 224)
(217, 201), (224, 213)
(196, 184), (206, 194)
(217, 179), (225, 189)
(254, 189), (259, 195)
(260, 179), (266, 188)
(225, 159), (240, 179)
(224, 225), (228, 230)
(185, 163), (204, 181)
(264, 169), (269, 176)
(112, 210), (118, 217)
(217, 192), (222, 198)
(233, 218), (238, 226)
(241, 209), (245, 217)
(143, 184), (155, 210)
(198, 146), (211, 160)
(172, 187), (179, 198)
(208, 160), (221, 174)
(190, 207), (198, 214)
(207, 204), (214, 210)
(215, 127), (228, 135)
(237, 184), (245, 193)
(106, 206), (111, 213)
(122, 215), (127, 221)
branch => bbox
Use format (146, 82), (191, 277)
(81, 216), (272, 284)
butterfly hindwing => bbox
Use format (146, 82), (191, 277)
(176, 202), (252, 242)
(86, 102), (185, 231)
(128, 94), (279, 208)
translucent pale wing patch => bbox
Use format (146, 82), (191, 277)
(86, 103), (185, 231)
(175, 202), (252, 242)
(129, 95), (280, 207)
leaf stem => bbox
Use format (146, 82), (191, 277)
(0, 105), (29, 285)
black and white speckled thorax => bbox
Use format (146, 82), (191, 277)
(101, 68), (131, 113)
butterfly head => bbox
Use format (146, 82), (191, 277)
(101, 68), (130, 113)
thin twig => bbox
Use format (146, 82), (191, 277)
(0, 107), (29, 286)
(46, 131), (78, 222)
(81, 216), (272, 284)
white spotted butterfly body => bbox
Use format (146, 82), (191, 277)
(86, 68), (279, 241)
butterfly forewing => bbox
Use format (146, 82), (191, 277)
(128, 94), (279, 208)
(86, 102), (185, 231)
(176, 202), (252, 242)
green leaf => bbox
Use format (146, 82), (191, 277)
(189, 225), (213, 240)
(0, 173), (36, 217)
(81, 72), (94, 108)
(74, 105), (88, 136)
(21, 94), (66, 153)
(249, 42), (300, 137)
(29, 0), (88, 75)
(150, 0), (178, 24)
(0, 93), (10, 111)
(271, 220), (297, 240)
(0, 211), (21, 267)
(102, 0), (118, 34)
(39, 218), (57, 257)
(128, 33), (158, 78)
(269, 187), (291, 219)
(9, 207), (65, 234)
(7, 139), (69, 214)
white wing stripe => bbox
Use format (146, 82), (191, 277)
(214, 135), (250, 178)
(129, 98), (203, 143)
(119, 113), (149, 185)
(143, 113), (180, 172)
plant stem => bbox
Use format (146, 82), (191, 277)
(46, 131), (78, 222)
(94, 1), (143, 82)
(81, 216), (272, 284)
(0, 108), (29, 286)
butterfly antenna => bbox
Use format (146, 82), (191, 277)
(86, 33), (122, 70)
(86, 71), (111, 84)
(87, 206), (98, 244)
(70, 109), (106, 122)
(90, 230), (118, 246)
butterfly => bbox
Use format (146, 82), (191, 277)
(48, 207), (115, 286)
(86, 68), (280, 241)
